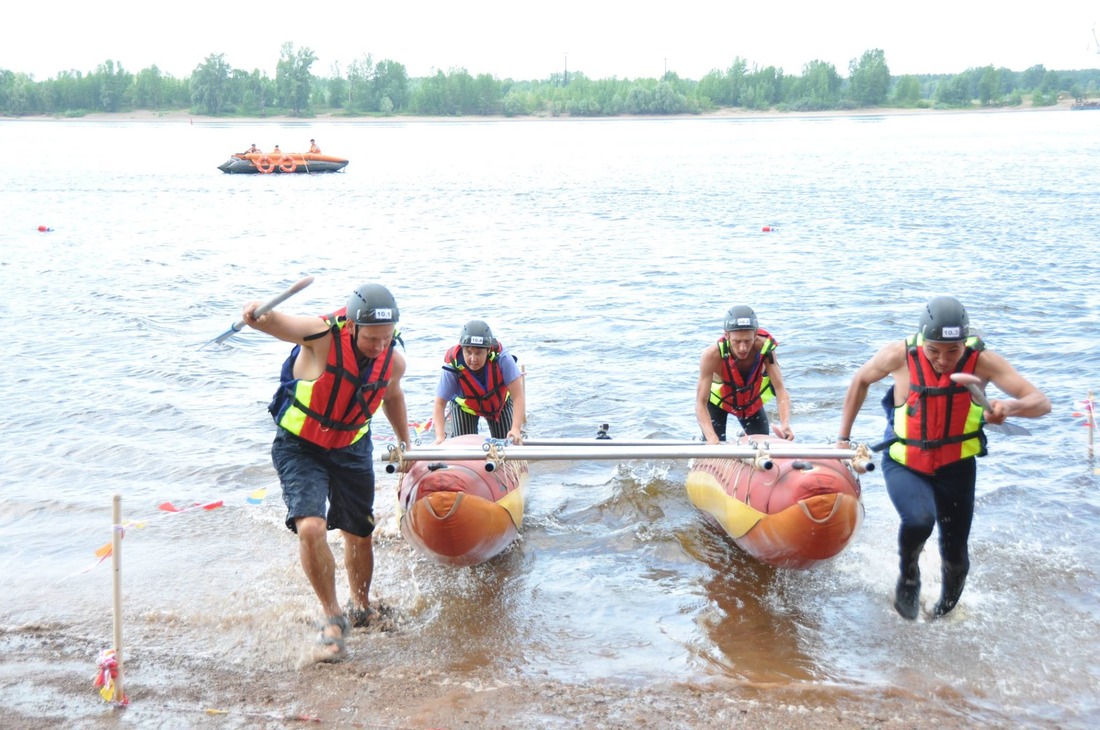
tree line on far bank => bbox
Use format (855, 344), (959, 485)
(2, 42), (1099, 119)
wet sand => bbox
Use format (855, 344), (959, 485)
(4, 621), (973, 730)
(1, 469), (989, 730)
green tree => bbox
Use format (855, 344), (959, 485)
(652, 80), (689, 113)
(373, 60), (409, 112)
(977, 65), (1001, 106)
(933, 74), (971, 107)
(848, 48), (890, 106)
(696, 69), (729, 107)
(743, 65), (782, 110)
(190, 53), (231, 115)
(347, 55), (375, 112)
(624, 84), (653, 113)
(794, 59), (840, 109)
(892, 75), (922, 106)
(133, 65), (167, 110)
(471, 72), (500, 114)
(1, 71), (36, 114)
(1032, 69), (1061, 106)
(410, 70), (450, 114)
(275, 42), (317, 115)
(94, 60), (132, 112)
(1019, 64), (1046, 91)
(326, 63), (346, 110)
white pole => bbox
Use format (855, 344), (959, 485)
(1088, 389), (1095, 461)
(111, 494), (125, 704)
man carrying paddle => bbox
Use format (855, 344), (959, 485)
(242, 283), (410, 661)
(695, 305), (794, 444)
(836, 296), (1049, 620)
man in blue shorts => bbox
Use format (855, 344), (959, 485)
(242, 283), (409, 660)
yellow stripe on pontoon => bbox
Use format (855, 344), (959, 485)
(685, 469), (765, 538)
(495, 468), (528, 529)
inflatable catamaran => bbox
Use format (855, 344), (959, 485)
(384, 433), (872, 569)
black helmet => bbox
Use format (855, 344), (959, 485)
(459, 319), (495, 348)
(346, 284), (399, 325)
(723, 305), (758, 332)
(919, 296), (969, 342)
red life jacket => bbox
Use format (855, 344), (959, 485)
(708, 329), (778, 418)
(888, 334), (986, 474)
(444, 343), (509, 418)
(269, 309), (395, 448)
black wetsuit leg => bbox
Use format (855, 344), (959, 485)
(705, 401), (730, 441)
(883, 455), (977, 618)
(738, 410), (770, 436)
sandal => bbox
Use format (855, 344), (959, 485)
(345, 601), (378, 628)
(315, 614), (349, 662)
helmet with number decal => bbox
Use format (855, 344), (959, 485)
(346, 284), (399, 325)
(723, 305), (758, 332)
(459, 319), (495, 348)
(919, 296), (969, 342)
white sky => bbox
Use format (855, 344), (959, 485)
(5, 2), (1099, 81)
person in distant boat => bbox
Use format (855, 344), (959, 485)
(243, 143), (260, 155)
(240, 283), (410, 662)
(695, 305), (794, 444)
(272, 144), (282, 155)
(309, 138), (321, 153)
(432, 319), (526, 445)
(835, 296), (1049, 621)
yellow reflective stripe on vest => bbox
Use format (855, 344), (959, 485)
(455, 390), (510, 416)
(278, 380), (314, 435)
(278, 379), (372, 444)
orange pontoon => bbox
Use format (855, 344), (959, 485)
(397, 434), (527, 566)
(686, 435), (864, 569)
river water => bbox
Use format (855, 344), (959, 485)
(1, 111), (1098, 727)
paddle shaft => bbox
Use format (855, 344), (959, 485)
(212, 275), (314, 345)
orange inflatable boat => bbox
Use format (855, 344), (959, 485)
(397, 434), (528, 566)
(217, 151), (349, 174)
(686, 435), (864, 569)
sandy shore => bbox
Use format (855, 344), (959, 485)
(2, 619), (974, 730)
(5, 96), (1080, 124)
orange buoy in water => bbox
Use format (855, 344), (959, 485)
(37, 225), (53, 232)
(762, 226), (778, 232)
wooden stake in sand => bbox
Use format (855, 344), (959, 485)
(111, 493), (125, 704)
(1089, 390), (1095, 461)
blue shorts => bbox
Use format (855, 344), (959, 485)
(270, 429), (376, 538)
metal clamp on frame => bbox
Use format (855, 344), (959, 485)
(848, 442), (876, 474)
(482, 441), (506, 473)
(384, 442), (409, 474)
(740, 439), (774, 471)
